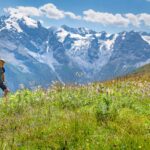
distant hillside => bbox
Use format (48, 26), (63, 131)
(105, 63), (150, 83)
(133, 63), (150, 74)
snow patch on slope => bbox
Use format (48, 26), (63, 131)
(0, 39), (17, 50)
(72, 34), (91, 52)
(27, 50), (64, 83)
(104, 34), (118, 50)
(22, 17), (38, 28)
(56, 28), (69, 42)
(0, 13), (38, 32)
(141, 36), (150, 45)
(4, 15), (23, 32)
(99, 34), (118, 52)
(0, 50), (30, 73)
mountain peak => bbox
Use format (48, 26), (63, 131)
(19, 16), (39, 28)
(0, 13), (39, 32)
(61, 25), (96, 35)
(0, 13), (150, 90)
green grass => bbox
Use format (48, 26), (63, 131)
(0, 74), (150, 150)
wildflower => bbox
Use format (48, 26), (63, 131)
(138, 146), (142, 149)
(106, 88), (114, 95)
(19, 84), (25, 90)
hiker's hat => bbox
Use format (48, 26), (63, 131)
(0, 59), (6, 63)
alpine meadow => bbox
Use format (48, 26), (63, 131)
(0, 64), (149, 149)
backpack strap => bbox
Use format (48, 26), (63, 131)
(2, 67), (5, 73)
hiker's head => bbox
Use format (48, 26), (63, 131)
(0, 59), (5, 67)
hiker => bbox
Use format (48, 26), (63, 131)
(0, 59), (9, 97)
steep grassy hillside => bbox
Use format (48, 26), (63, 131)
(133, 63), (150, 75)
(0, 73), (149, 149)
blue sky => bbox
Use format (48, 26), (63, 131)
(0, 0), (150, 33)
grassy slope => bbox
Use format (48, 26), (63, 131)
(0, 71), (150, 149)
(132, 63), (150, 75)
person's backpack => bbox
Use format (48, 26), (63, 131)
(2, 67), (5, 73)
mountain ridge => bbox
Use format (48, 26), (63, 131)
(0, 14), (150, 91)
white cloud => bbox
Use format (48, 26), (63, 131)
(39, 4), (81, 20)
(83, 9), (150, 27)
(4, 6), (41, 17)
(4, 3), (150, 28)
(65, 12), (81, 20)
(39, 3), (65, 20)
(4, 3), (81, 21)
(83, 9), (129, 27)
(139, 13), (150, 26)
(125, 13), (141, 27)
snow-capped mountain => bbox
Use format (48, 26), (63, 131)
(0, 14), (150, 91)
